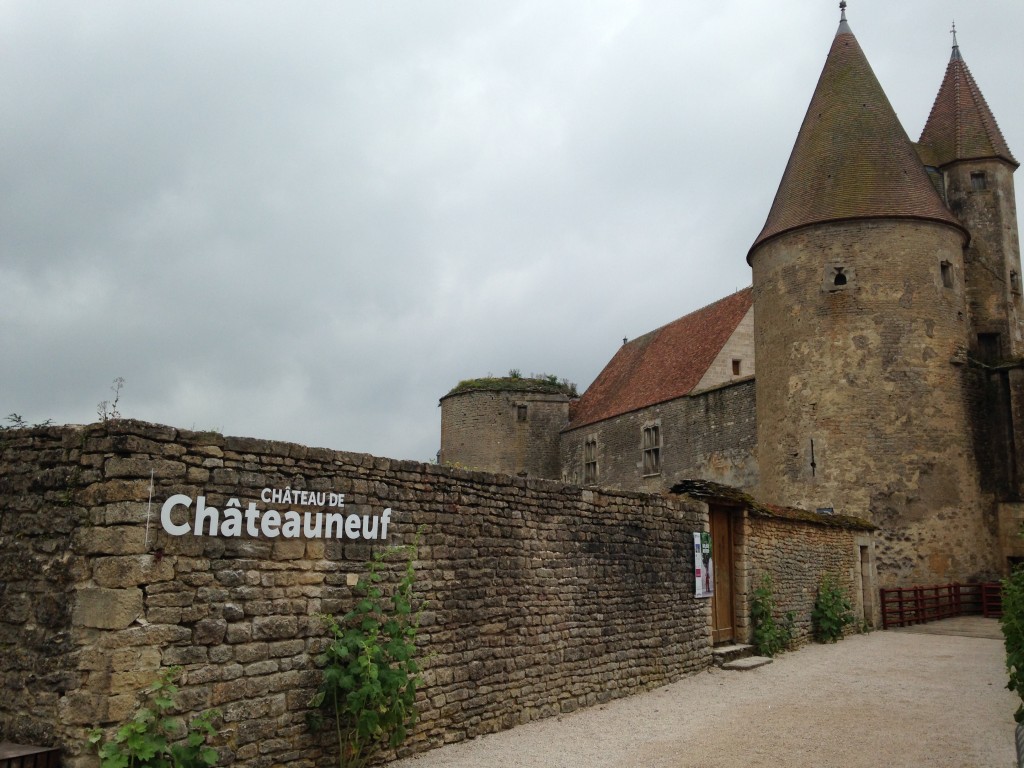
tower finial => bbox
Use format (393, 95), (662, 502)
(840, 0), (847, 22)
(950, 20), (962, 61)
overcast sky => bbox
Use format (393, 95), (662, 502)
(3, 1), (1023, 462)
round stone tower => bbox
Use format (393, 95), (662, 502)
(747, 10), (999, 586)
(439, 375), (574, 479)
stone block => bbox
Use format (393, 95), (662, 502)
(101, 501), (149, 524)
(111, 647), (162, 672)
(72, 526), (147, 555)
(252, 616), (298, 640)
(73, 587), (143, 629)
(58, 690), (108, 725)
(194, 617), (228, 645)
(105, 457), (186, 479)
(78, 480), (151, 506)
(93, 555), (175, 588)
(272, 539), (306, 560)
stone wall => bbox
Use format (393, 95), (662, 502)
(739, 510), (874, 643)
(0, 420), (709, 768)
(560, 379), (757, 494)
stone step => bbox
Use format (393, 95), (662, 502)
(712, 643), (754, 666)
(721, 655), (774, 671)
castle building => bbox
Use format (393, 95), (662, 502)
(441, 8), (1023, 590)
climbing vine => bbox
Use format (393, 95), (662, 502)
(309, 543), (422, 768)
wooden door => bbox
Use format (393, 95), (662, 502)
(710, 506), (735, 644)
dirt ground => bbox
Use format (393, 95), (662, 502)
(391, 618), (1017, 768)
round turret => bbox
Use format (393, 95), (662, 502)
(748, 14), (999, 586)
(439, 375), (575, 479)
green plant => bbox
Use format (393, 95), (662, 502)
(1001, 566), (1024, 722)
(1, 413), (53, 430)
(88, 666), (219, 767)
(98, 376), (126, 421)
(811, 574), (854, 643)
(751, 575), (793, 656)
(309, 544), (422, 768)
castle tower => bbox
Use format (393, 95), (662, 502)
(918, 28), (1022, 363)
(917, 29), (1024, 527)
(439, 375), (573, 479)
(747, 7), (999, 586)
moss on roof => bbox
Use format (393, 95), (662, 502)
(443, 375), (578, 399)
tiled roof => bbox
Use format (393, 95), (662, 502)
(565, 288), (753, 431)
(918, 44), (1018, 168)
(748, 20), (964, 260)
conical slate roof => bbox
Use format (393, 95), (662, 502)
(749, 18), (964, 260)
(918, 40), (1018, 168)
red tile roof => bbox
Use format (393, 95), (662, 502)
(918, 44), (1018, 168)
(748, 21), (964, 261)
(566, 288), (753, 431)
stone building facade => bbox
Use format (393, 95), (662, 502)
(442, 10), (1023, 590)
(559, 378), (756, 494)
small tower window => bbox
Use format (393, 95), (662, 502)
(971, 172), (987, 191)
(823, 264), (855, 292)
(642, 424), (661, 476)
(516, 404), (528, 422)
(584, 437), (597, 484)
(1011, 271), (1021, 295)
(732, 359), (742, 376)
(941, 261), (953, 289)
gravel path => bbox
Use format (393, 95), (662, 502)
(393, 620), (1016, 768)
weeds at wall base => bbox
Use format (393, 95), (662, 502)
(308, 543), (422, 768)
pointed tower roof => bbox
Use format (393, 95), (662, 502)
(748, 10), (964, 260)
(918, 28), (1018, 169)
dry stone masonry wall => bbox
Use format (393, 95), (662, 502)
(0, 420), (709, 768)
(742, 512), (871, 643)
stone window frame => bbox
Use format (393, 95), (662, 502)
(970, 171), (987, 192)
(731, 358), (742, 376)
(940, 260), (954, 289)
(583, 436), (598, 485)
(641, 422), (662, 476)
(516, 404), (528, 422)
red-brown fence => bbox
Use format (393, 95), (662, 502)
(0, 743), (61, 768)
(880, 582), (1002, 629)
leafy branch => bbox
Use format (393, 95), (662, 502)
(88, 667), (220, 768)
(309, 544), (422, 768)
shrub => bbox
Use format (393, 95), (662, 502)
(811, 574), (854, 643)
(751, 575), (794, 656)
(87, 666), (219, 768)
(1001, 566), (1024, 722)
(309, 544), (422, 768)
